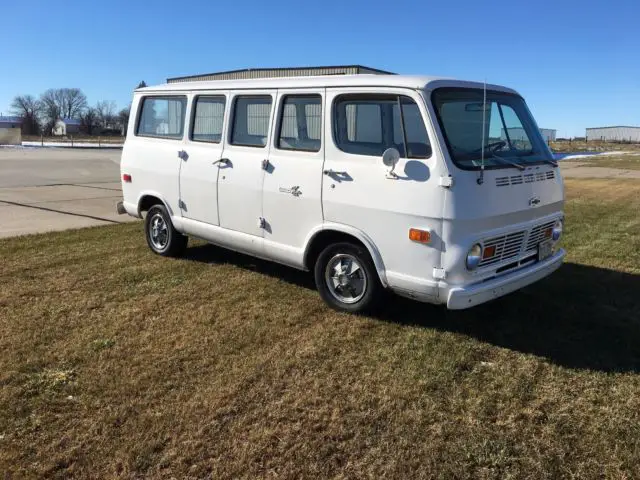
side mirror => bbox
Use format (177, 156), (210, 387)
(382, 148), (400, 179)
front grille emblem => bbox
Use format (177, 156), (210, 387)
(529, 196), (541, 207)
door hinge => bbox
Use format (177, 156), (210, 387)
(258, 217), (266, 229)
(439, 175), (454, 188)
(433, 267), (447, 280)
(261, 159), (270, 170)
(178, 200), (186, 211)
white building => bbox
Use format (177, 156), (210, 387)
(539, 129), (557, 142)
(586, 126), (640, 143)
(53, 118), (82, 136)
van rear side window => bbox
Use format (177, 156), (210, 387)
(277, 95), (322, 152)
(191, 96), (226, 143)
(136, 96), (187, 139)
(231, 96), (272, 147)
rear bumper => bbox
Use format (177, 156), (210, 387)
(116, 200), (140, 218)
(446, 248), (565, 309)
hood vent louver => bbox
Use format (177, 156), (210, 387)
(496, 170), (555, 187)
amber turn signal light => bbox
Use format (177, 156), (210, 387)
(482, 245), (496, 259)
(409, 228), (431, 244)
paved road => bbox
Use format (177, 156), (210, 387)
(0, 147), (137, 238)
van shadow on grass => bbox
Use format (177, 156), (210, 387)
(183, 244), (640, 373)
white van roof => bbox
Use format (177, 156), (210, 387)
(137, 74), (519, 96)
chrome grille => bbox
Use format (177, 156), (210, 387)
(479, 219), (558, 269)
(496, 170), (555, 187)
(479, 230), (526, 267)
(525, 220), (555, 252)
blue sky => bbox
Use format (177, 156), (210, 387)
(1, 0), (638, 137)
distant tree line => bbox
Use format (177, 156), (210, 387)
(8, 81), (147, 136)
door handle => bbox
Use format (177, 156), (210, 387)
(323, 169), (347, 176)
(177, 150), (188, 161)
(213, 158), (230, 166)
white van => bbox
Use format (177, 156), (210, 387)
(118, 74), (565, 313)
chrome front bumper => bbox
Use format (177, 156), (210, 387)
(446, 248), (565, 309)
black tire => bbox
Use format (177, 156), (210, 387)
(144, 204), (188, 257)
(314, 242), (382, 313)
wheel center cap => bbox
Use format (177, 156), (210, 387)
(338, 274), (349, 286)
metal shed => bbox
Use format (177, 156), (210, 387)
(167, 65), (394, 84)
(539, 129), (557, 142)
(586, 126), (640, 143)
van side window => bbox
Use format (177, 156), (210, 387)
(136, 96), (187, 139)
(191, 96), (226, 143)
(230, 96), (272, 147)
(277, 95), (322, 152)
(333, 95), (431, 158)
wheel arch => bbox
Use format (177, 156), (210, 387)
(303, 224), (388, 287)
(137, 191), (174, 217)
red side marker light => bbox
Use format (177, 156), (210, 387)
(122, 174), (132, 183)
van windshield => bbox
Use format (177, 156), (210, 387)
(432, 88), (553, 170)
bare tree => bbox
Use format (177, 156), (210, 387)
(60, 88), (88, 119)
(39, 90), (62, 134)
(39, 88), (88, 133)
(9, 94), (41, 134)
(96, 100), (117, 129)
(81, 107), (99, 135)
(118, 105), (131, 136)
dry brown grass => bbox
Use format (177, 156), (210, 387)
(551, 140), (640, 153)
(567, 153), (640, 171)
(1, 179), (640, 478)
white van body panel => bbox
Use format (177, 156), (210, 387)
(321, 86), (447, 302)
(122, 96), (184, 219)
(262, 88), (326, 257)
(179, 91), (229, 226)
(120, 74), (564, 309)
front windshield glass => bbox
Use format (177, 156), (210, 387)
(432, 88), (552, 170)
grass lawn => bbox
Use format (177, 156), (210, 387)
(1, 179), (640, 478)
(568, 153), (640, 171)
(550, 140), (640, 153)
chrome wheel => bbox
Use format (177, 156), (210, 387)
(149, 213), (169, 250)
(324, 253), (367, 304)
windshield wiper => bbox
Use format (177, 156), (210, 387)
(486, 152), (526, 171)
(514, 151), (558, 168)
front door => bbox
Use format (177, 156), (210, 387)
(218, 92), (275, 236)
(179, 93), (228, 225)
(321, 88), (445, 293)
(262, 90), (325, 262)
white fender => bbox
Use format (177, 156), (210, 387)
(303, 222), (388, 287)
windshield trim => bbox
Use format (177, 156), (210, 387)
(430, 87), (552, 172)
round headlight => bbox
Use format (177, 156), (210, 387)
(552, 219), (563, 241)
(466, 244), (483, 270)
